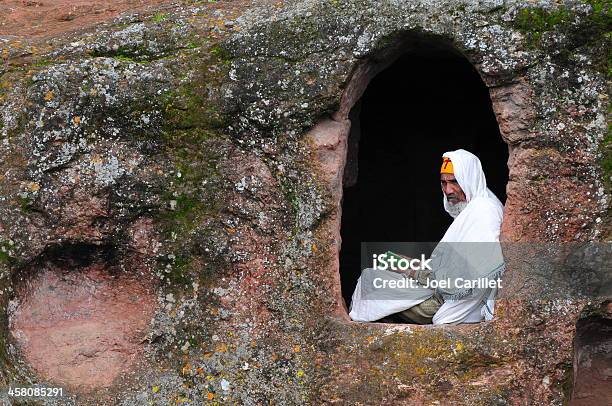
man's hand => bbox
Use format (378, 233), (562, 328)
(387, 253), (417, 278)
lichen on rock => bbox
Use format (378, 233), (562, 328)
(0, 0), (609, 404)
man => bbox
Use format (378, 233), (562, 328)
(349, 149), (505, 325)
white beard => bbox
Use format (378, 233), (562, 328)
(446, 200), (468, 218)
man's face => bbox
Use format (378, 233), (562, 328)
(440, 173), (466, 205)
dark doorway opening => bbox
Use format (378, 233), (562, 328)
(340, 45), (509, 308)
(571, 313), (612, 405)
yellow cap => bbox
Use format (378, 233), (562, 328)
(440, 157), (454, 174)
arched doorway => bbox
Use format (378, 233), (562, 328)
(571, 311), (612, 405)
(340, 43), (509, 308)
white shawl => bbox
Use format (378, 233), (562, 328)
(349, 149), (504, 322)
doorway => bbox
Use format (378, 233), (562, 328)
(340, 46), (509, 307)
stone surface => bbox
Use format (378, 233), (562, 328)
(10, 262), (157, 391)
(0, 0), (609, 404)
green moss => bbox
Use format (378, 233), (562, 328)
(581, 0), (612, 77)
(158, 183), (221, 290)
(114, 54), (137, 63)
(148, 44), (233, 298)
(261, 17), (321, 61)
(161, 88), (225, 130)
(0, 251), (14, 265)
(583, 0), (611, 21)
(159, 135), (223, 232)
(152, 12), (167, 23)
(90, 45), (158, 63)
(17, 196), (33, 214)
(155, 48), (230, 214)
(31, 58), (55, 67)
(279, 178), (300, 224)
(514, 7), (572, 47)
(0, 242), (15, 265)
(513, 2), (610, 76)
(515, 7), (571, 33)
(158, 132), (225, 252)
(173, 194), (200, 219)
(209, 44), (232, 65)
(159, 44), (231, 131)
(513, 3), (607, 47)
(162, 254), (193, 286)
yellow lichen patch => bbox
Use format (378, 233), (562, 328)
(414, 366), (426, 375)
(378, 329), (466, 379)
(454, 341), (464, 354)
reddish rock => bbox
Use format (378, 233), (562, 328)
(489, 80), (537, 145)
(9, 262), (157, 391)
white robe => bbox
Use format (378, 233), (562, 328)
(349, 149), (504, 324)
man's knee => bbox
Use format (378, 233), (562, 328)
(395, 296), (443, 324)
(432, 299), (483, 325)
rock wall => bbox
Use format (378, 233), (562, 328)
(0, 0), (609, 404)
